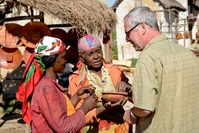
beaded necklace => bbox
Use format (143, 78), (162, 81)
(87, 67), (108, 88)
(86, 65), (115, 97)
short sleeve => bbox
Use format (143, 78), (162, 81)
(132, 62), (158, 111)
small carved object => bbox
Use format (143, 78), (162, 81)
(184, 31), (190, 39)
(51, 28), (68, 42)
(176, 32), (182, 39)
(0, 47), (22, 69)
(0, 23), (23, 48)
(21, 21), (51, 48)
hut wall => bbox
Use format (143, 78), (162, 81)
(116, 0), (137, 60)
(100, 0), (109, 6)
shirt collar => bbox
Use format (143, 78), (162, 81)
(142, 34), (167, 52)
(43, 76), (65, 92)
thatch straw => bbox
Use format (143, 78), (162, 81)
(17, 0), (117, 35)
(159, 0), (186, 12)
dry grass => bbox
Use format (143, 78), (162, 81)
(17, 0), (117, 36)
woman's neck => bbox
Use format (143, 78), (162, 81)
(88, 67), (102, 77)
(45, 69), (57, 80)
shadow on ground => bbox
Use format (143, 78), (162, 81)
(0, 113), (25, 127)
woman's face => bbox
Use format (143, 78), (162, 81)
(81, 46), (103, 70)
(53, 50), (67, 73)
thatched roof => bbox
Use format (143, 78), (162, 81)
(16, 0), (117, 35)
(158, 0), (186, 12)
(111, 0), (186, 12)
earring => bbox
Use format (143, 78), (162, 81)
(79, 57), (84, 63)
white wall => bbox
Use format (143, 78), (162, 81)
(100, 0), (109, 6)
(116, 0), (139, 60)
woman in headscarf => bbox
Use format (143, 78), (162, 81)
(16, 36), (98, 133)
(68, 34), (132, 133)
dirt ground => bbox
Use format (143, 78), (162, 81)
(0, 113), (135, 133)
(0, 113), (27, 133)
(0, 72), (135, 133)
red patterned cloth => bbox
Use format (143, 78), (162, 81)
(16, 36), (67, 123)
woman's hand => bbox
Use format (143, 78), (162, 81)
(96, 97), (128, 117)
(80, 93), (98, 114)
(76, 85), (96, 99)
(115, 81), (132, 96)
(71, 85), (96, 107)
(104, 97), (128, 110)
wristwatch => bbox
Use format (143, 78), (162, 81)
(130, 108), (137, 118)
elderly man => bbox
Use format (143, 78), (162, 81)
(123, 6), (199, 133)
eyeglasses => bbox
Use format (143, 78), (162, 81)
(125, 23), (140, 39)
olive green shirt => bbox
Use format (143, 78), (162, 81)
(133, 34), (199, 133)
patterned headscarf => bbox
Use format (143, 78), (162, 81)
(16, 36), (67, 124)
(78, 34), (101, 56)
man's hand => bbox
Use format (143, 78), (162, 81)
(123, 109), (138, 124)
